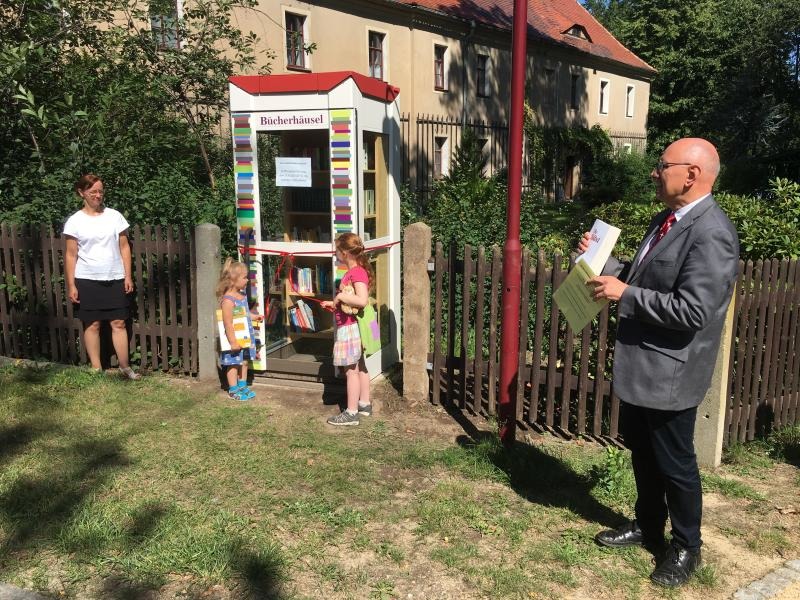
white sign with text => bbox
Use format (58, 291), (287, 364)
(275, 157), (312, 187)
(253, 111), (328, 131)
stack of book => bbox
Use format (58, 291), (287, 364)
(264, 298), (282, 325)
(290, 226), (329, 243)
(289, 146), (329, 171)
(364, 189), (376, 216)
(315, 266), (331, 295)
(288, 299), (316, 331)
(292, 267), (314, 293)
(289, 189), (329, 212)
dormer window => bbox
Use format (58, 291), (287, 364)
(564, 24), (591, 42)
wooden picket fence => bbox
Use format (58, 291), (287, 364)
(0, 223), (198, 375)
(726, 258), (800, 444)
(428, 242), (800, 444)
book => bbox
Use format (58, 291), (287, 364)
(296, 299), (316, 331)
(264, 298), (281, 325)
(576, 219), (621, 275)
(216, 305), (251, 351)
(553, 260), (609, 332)
(364, 189), (376, 215)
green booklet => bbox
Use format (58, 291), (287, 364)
(552, 259), (609, 332)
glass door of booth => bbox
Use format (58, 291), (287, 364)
(362, 131), (393, 372)
(256, 128), (335, 370)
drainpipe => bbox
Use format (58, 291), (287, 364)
(461, 19), (476, 126)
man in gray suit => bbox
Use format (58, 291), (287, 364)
(580, 138), (739, 587)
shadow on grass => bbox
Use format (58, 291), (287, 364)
(229, 540), (287, 599)
(0, 436), (131, 555)
(125, 501), (170, 548)
(97, 576), (160, 600)
(0, 423), (44, 467)
(446, 405), (627, 528)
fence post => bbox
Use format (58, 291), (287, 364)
(694, 291), (737, 468)
(195, 223), (221, 381)
(402, 222), (432, 403)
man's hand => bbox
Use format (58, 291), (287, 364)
(586, 276), (628, 301)
(578, 231), (592, 254)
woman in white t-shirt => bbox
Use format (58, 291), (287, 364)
(64, 174), (141, 379)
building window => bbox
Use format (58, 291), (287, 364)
(625, 84), (635, 117)
(368, 31), (385, 80)
(570, 73), (580, 110)
(434, 137), (449, 178)
(599, 79), (610, 115)
(150, 0), (180, 50)
(476, 54), (489, 97)
(434, 45), (447, 91)
(623, 143), (633, 154)
(286, 12), (306, 69)
(544, 68), (557, 109)
(564, 24), (591, 42)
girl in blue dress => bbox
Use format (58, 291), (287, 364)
(217, 258), (260, 401)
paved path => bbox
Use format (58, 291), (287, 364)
(0, 584), (45, 600)
(733, 560), (800, 600)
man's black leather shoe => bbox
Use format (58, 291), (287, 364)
(595, 521), (645, 548)
(650, 544), (701, 587)
(595, 521), (666, 551)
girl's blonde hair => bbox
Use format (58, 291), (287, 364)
(216, 257), (247, 298)
(336, 232), (374, 290)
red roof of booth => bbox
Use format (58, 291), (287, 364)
(229, 71), (400, 103)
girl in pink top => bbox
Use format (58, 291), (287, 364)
(321, 233), (373, 426)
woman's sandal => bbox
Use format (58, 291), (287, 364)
(120, 367), (142, 381)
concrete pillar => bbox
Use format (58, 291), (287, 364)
(402, 222), (432, 402)
(695, 291), (737, 468)
(195, 223), (221, 381)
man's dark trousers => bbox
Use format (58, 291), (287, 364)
(620, 401), (702, 551)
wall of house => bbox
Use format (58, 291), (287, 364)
(235, 1), (651, 137)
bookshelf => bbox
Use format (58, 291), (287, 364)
(256, 127), (336, 355)
(362, 132), (389, 242)
(281, 129), (332, 244)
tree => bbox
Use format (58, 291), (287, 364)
(583, 0), (800, 192)
(0, 0), (272, 229)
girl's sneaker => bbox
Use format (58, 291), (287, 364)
(120, 366), (141, 380)
(357, 403), (372, 416)
(238, 386), (256, 401)
(228, 385), (253, 401)
(327, 410), (360, 426)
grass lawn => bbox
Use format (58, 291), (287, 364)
(0, 363), (798, 599)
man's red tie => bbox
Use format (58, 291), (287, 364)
(645, 212), (676, 257)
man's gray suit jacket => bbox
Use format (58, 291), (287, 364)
(602, 197), (739, 411)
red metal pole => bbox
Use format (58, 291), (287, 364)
(498, 0), (528, 446)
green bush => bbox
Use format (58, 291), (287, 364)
(716, 178), (800, 259)
(766, 424), (800, 464)
(580, 149), (657, 207)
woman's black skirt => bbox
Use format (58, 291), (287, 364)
(74, 278), (130, 323)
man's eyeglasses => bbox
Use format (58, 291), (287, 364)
(655, 160), (693, 173)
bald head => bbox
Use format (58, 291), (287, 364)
(654, 137), (720, 208)
(667, 138), (720, 185)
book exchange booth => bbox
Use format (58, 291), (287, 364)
(228, 71), (402, 380)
